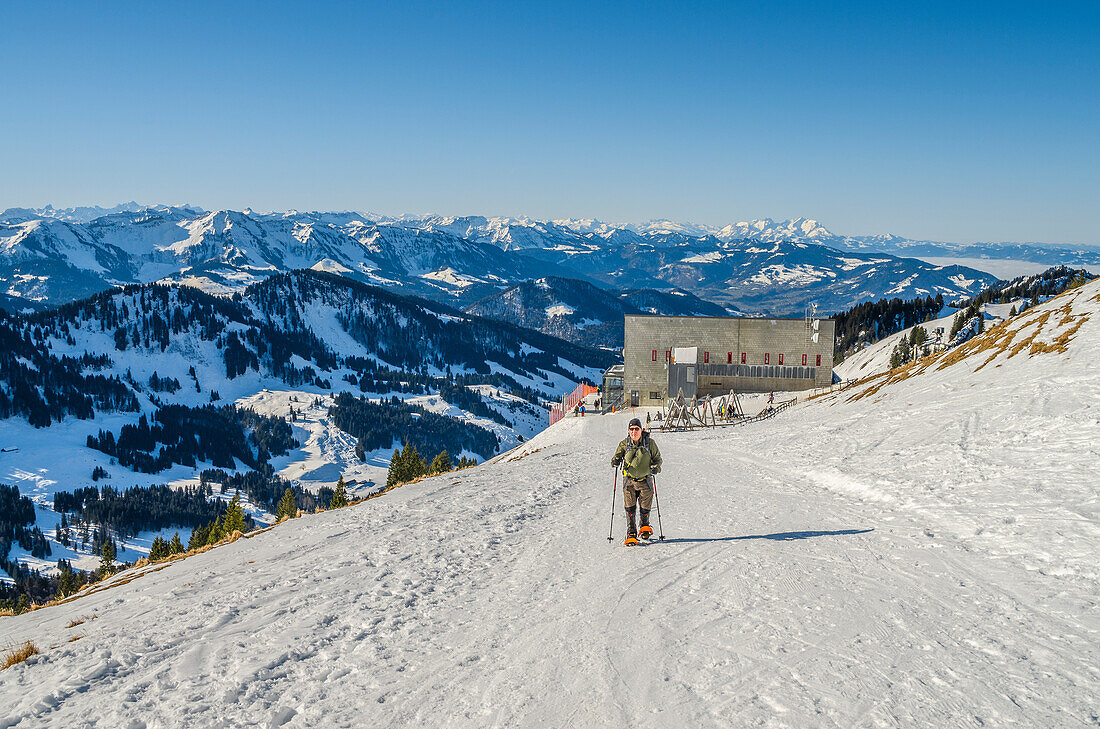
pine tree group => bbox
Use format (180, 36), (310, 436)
(429, 449), (453, 474)
(149, 531), (186, 561)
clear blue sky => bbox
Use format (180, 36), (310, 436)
(2, 1), (1097, 244)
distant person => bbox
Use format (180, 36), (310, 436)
(611, 418), (663, 545)
(646, 412), (651, 428)
(580, 403), (586, 417)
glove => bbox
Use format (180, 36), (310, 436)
(650, 466), (660, 475)
(612, 457), (623, 468)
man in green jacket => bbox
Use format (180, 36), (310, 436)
(611, 418), (662, 544)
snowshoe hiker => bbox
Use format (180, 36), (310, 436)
(611, 418), (662, 544)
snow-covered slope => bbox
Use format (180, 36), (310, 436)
(2, 280), (1097, 727)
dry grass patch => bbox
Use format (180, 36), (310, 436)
(851, 284), (1096, 400)
(506, 446), (546, 463)
(66, 614), (97, 629)
(2, 641), (39, 670)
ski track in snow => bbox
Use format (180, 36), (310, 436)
(2, 283), (1099, 727)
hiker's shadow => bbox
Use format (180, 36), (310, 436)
(661, 528), (874, 544)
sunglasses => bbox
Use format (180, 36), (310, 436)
(628, 426), (641, 431)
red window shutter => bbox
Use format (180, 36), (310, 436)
(704, 351), (710, 363)
(727, 352), (732, 363)
(816, 354), (822, 366)
(802, 354), (807, 366)
(741, 352), (746, 364)
(764, 353), (770, 365)
(665, 350), (671, 362)
(652, 349), (657, 361)
(778, 353), (784, 365)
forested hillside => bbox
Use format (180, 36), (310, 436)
(0, 270), (613, 606)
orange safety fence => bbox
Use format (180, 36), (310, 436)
(549, 383), (599, 425)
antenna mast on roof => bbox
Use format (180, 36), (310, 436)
(805, 303), (820, 344)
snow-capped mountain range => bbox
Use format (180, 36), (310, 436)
(0, 205), (1040, 316)
(465, 276), (731, 348)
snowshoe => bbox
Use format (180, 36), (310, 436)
(623, 535), (640, 546)
(639, 526), (653, 540)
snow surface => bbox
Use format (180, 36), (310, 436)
(544, 304), (575, 317)
(918, 256), (1057, 280)
(1, 281), (1098, 727)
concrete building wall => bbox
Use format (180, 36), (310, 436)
(623, 315), (835, 406)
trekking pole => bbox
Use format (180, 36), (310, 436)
(607, 469), (619, 542)
(651, 474), (666, 540)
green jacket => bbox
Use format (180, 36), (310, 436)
(612, 433), (662, 480)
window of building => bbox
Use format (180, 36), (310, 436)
(652, 349), (657, 362)
(802, 354), (808, 366)
(665, 350), (671, 362)
(727, 352), (732, 364)
(650, 391), (661, 400)
(704, 351), (710, 363)
(778, 353), (784, 365)
(764, 353), (770, 365)
(740, 352), (746, 364)
(816, 354), (822, 366)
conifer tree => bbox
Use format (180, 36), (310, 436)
(99, 540), (116, 577)
(429, 450), (453, 474)
(224, 493), (247, 535)
(403, 443), (427, 480)
(330, 476), (349, 508)
(57, 562), (75, 598)
(399, 442), (417, 482)
(386, 448), (402, 488)
(170, 532), (184, 554)
(277, 487), (297, 520)
(206, 515), (224, 546)
(149, 536), (169, 561)
(187, 523), (207, 550)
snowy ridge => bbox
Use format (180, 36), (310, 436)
(1, 280), (1097, 726)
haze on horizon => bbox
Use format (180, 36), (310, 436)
(1, 1), (1097, 246)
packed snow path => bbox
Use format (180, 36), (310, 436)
(3, 281), (1100, 727)
(2, 410), (1096, 727)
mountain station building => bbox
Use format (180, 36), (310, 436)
(622, 314), (835, 407)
